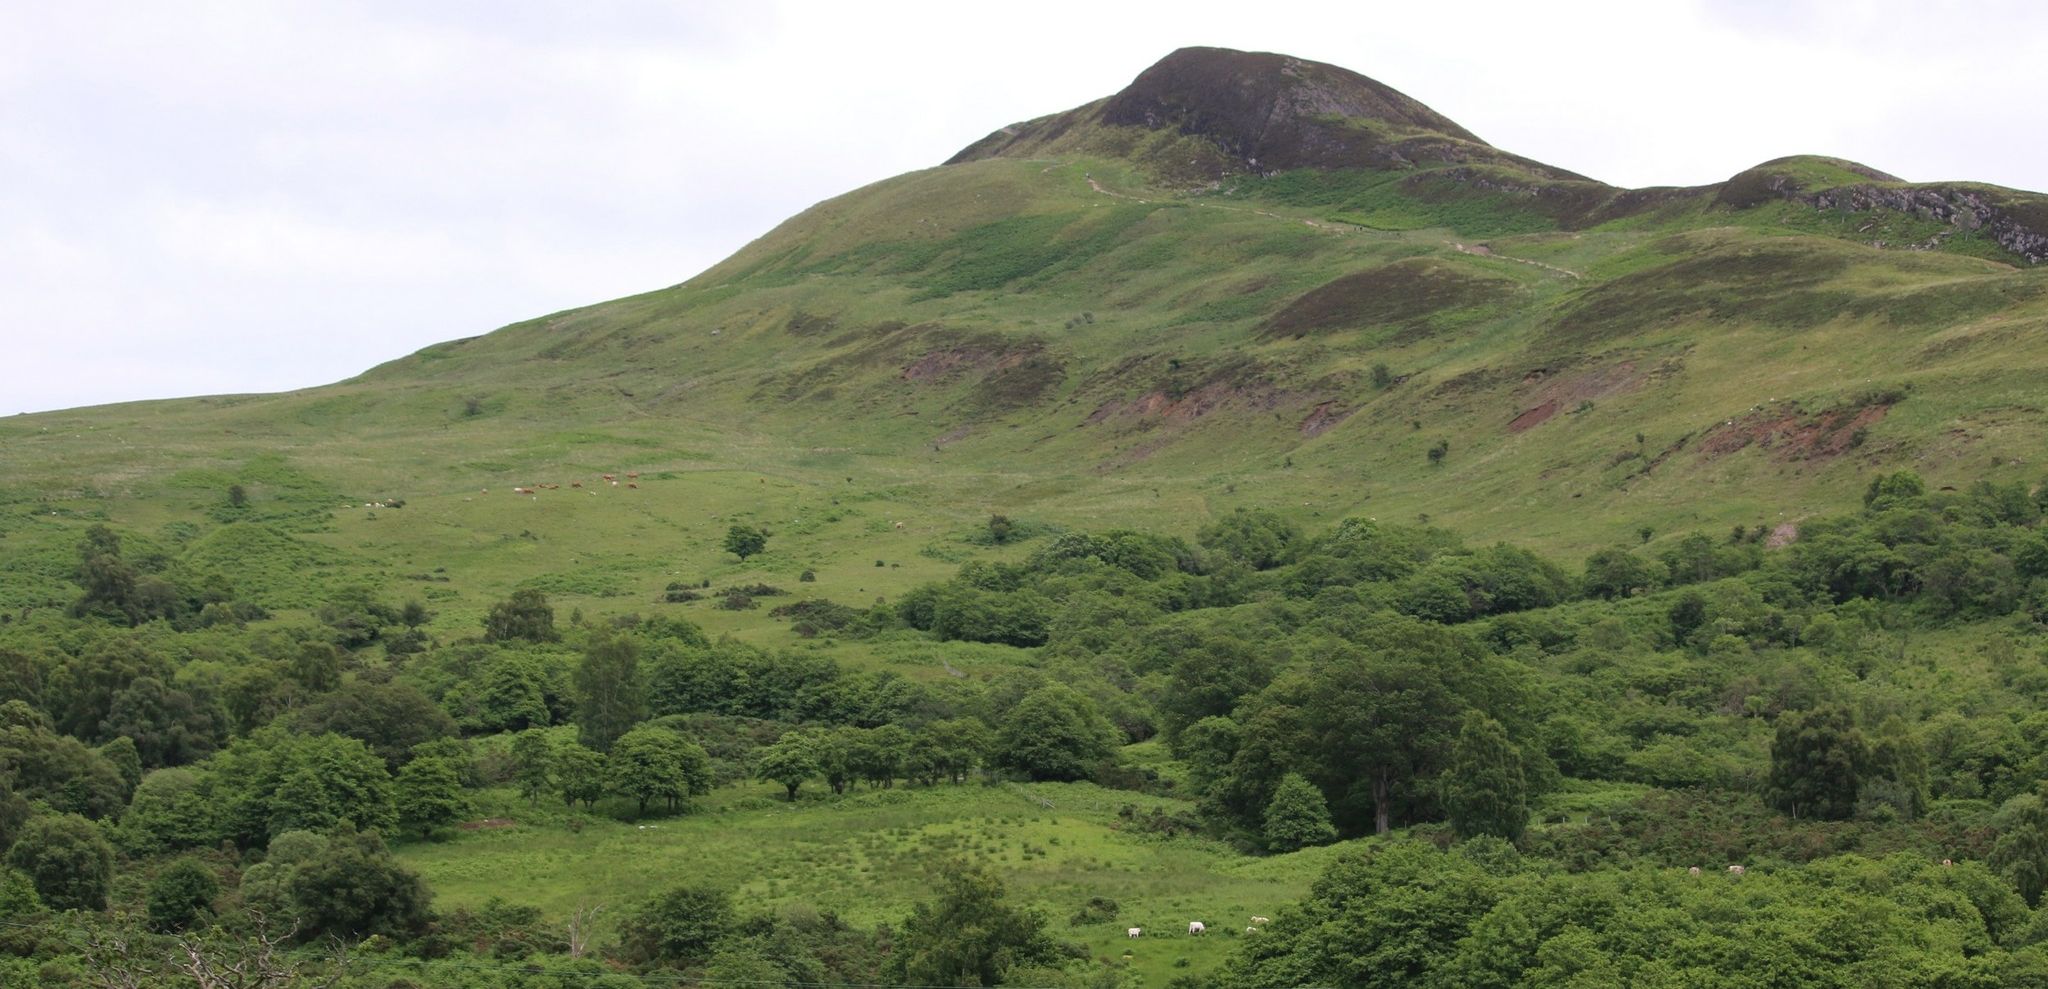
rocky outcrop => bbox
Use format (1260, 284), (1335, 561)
(1804, 185), (2048, 263)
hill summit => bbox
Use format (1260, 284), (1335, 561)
(950, 46), (1585, 180)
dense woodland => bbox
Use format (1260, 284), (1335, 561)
(3, 469), (2048, 985)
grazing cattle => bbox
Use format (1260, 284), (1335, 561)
(1688, 867), (1701, 877)
(602, 474), (615, 481)
(513, 487), (533, 495)
(627, 472), (640, 479)
(1728, 865), (1746, 876)
(1251, 916), (1269, 925)
(894, 521), (905, 530)
(1126, 928), (1141, 939)
(1187, 922), (1205, 936)
(571, 482), (582, 488)
(628, 482), (638, 489)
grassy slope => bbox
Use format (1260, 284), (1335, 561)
(4, 157), (2043, 630)
(2, 128), (2047, 985)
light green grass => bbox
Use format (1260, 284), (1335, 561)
(399, 776), (1340, 983)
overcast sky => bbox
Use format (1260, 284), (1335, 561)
(4, 0), (2043, 415)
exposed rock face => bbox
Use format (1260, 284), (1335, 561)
(1804, 185), (2048, 263)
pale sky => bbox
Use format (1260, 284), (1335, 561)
(3, 0), (2043, 415)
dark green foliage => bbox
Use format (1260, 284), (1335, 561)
(450, 652), (555, 733)
(0, 868), (40, 920)
(70, 525), (142, 624)
(101, 675), (229, 768)
(49, 637), (171, 742)
(1994, 788), (2048, 907)
(510, 728), (554, 804)
(146, 856), (219, 931)
(768, 598), (864, 637)
(0, 706), (130, 818)
(554, 742), (606, 809)
(756, 732), (820, 801)
(1442, 711), (1528, 841)
(203, 730), (397, 847)
(606, 725), (711, 816)
(919, 718), (992, 785)
(1212, 619), (1511, 837)
(722, 525), (768, 560)
(621, 882), (735, 967)
(1581, 547), (1661, 599)
(118, 768), (213, 855)
(1768, 705), (1867, 821)
(289, 641), (343, 692)
(1157, 631), (1270, 745)
(314, 586), (401, 648)
(293, 680), (454, 769)
(1864, 469), (1927, 509)
(574, 631), (646, 753)
(99, 735), (141, 793)
(395, 757), (469, 837)
(1225, 841), (2027, 989)
(1197, 508), (1300, 570)
(484, 589), (559, 643)
(1263, 772), (1337, 852)
(0, 780), (28, 853)
(286, 829), (432, 940)
(927, 585), (1051, 647)
(6, 813), (113, 910)
(994, 685), (1117, 782)
(886, 860), (1056, 987)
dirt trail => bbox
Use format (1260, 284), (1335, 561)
(1453, 242), (1581, 279)
(1081, 171), (1582, 279)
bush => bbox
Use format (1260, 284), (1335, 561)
(147, 856), (219, 931)
(287, 829), (432, 940)
(6, 814), (113, 911)
(622, 883), (735, 967)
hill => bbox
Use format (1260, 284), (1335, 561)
(11, 51), (2046, 576)
(5, 45), (2048, 987)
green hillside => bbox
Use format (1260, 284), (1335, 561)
(3, 45), (2048, 988)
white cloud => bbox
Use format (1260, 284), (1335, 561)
(2, 0), (2044, 413)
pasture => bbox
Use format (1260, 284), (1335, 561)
(398, 775), (1344, 983)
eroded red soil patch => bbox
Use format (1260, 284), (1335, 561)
(1506, 360), (1647, 433)
(1699, 400), (1891, 462)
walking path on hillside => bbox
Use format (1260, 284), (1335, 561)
(1083, 173), (1582, 279)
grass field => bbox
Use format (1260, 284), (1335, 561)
(397, 771), (1342, 983)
